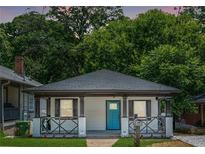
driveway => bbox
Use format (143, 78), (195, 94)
(174, 135), (205, 147)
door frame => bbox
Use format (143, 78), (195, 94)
(106, 100), (121, 130)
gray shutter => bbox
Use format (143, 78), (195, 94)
(55, 99), (60, 117)
(128, 100), (134, 117)
(35, 97), (40, 118)
(73, 99), (78, 117)
(146, 100), (151, 117)
(123, 96), (127, 117)
(158, 101), (161, 116)
(46, 98), (51, 117)
(80, 97), (84, 117)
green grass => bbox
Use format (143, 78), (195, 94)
(112, 137), (170, 147)
(0, 131), (5, 138)
(0, 131), (86, 147)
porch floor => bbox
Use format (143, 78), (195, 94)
(86, 130), (121, 138)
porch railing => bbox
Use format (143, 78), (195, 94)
(40, 117), (78, 136)
(129, 116), (166, 137)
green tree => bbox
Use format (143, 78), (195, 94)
(131, 44), (205, 116)
(0, 28), (13, 67)
(76, 18), (137, 74)
(1, 11), (78, 83)
(183, 6), (205, 27)
(48, 6), (124, 41)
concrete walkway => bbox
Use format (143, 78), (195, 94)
(86, 138), (119, 147)
(174, 135), (205, 147)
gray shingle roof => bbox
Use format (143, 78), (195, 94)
(193, 93), (205, 104)
(26, 69), (179, 94)
(0, 65), (42, 87)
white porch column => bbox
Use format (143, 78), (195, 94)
(32, 118), (40, 137)
(78, 117), (86, 137)
(121, 117), (129, 137)
(165, 117), (173, 138)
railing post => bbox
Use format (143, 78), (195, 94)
(78, 117), (86, 137)
(32, 117), (41, 137)
(165, 116), (173, 138)
(121, 117), (129, 137)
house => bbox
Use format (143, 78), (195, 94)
(182, 93), (205, 127)
(0, 56), (41, 132)
(25, 69), (180, 138)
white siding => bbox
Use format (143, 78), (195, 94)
(84, 97), (123, 130)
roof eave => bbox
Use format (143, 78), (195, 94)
(24, 89), (180, 97)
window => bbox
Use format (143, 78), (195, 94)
(134, 101), (147, 117)
(28, 95), (34, 112)
(109, 103), (118, 110)
(40, 98), (47, 117)
(60, 99), (73, 117)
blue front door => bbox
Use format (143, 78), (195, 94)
(106, 100), (120, 130)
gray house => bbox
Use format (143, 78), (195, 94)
(0, 57), (41, 131)
(26, 69), (180, 138)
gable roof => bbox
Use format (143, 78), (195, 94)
(26, 69), (179, 95)
(0, 65), (41, 87)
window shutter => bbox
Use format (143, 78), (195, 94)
(146, 100), (151, 117)
(123, 96), (127, 117)
(128, 100), (134, 117)
(158, 101), (161, 116)
(55, 99), (60, 117)
(73, 99), (78, 117)
(35, 97), (40, 118)
(47, 98), (51, 117)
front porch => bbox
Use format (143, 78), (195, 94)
(32, 96), (173, 138)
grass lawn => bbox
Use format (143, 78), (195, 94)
(0, 137), (86, 147)
(0, 131), (86, 147)
(112, 137), (171, 147)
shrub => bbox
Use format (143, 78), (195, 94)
(15, 121), (30, 137)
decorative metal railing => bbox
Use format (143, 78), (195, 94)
(129, 116), (166, 137)
(40, 117), (78, 136)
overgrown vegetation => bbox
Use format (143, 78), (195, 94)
(1, 6), (205, 117)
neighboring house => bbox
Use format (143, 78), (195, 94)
(26, 69), (180, 138)
(0, 56), (41, 131)
(182, 93), (205, 127)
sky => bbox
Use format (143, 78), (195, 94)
(0, 6), (178, 23)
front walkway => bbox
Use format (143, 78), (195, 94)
(86, 130), (120, 147)
(174, 135), (205, 147)
(86, 138), (119, 147)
